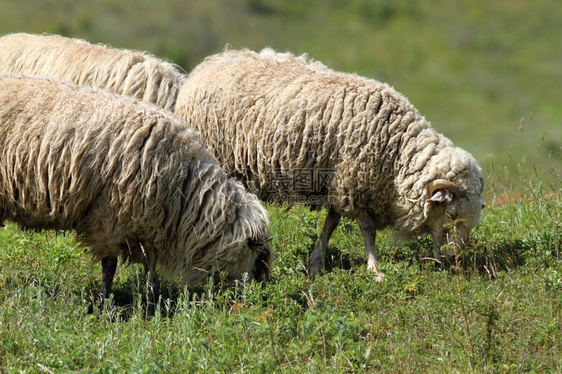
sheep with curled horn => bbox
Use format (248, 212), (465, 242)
(175, 48), (484, 279)
(0, 74), (273, 303)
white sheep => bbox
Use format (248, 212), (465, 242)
(0, 33), (186, 111)
(0, 74), (273, 301)
(175, 48), (484, 279)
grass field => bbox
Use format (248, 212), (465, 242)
(0, 0), (561, 372)
(1, 184), (561, 372)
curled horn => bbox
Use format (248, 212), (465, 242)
(428, 179), (466, 199)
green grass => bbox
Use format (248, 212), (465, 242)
(1, 181), (562, 373)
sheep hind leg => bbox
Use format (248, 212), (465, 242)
(356, 213), (384, 281)
(101, 256), (118, 299)
(308, 207), (341, 275)
(143, 263), (160, 310)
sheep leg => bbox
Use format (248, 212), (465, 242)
(356, 213), (384, 281)
(143, 263), (160, 308)
(308, 207), (341, 275)
(101, 256), (118, 299)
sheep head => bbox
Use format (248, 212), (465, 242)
(225, 236), (274, 283)
(426, 178), (484, 263)
(249, 237), (274, 282)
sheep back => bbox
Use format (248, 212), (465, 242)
(0, 33), (186, 111)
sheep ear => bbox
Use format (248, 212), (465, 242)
(428, 189), (454, 203)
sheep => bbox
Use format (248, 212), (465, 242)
(174, 48), (484, 279)
(0, 33), (186, 111)
(0, 74), (273, 302)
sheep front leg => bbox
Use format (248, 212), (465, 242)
(101, 256), (118, 299)
(308, 207), (341, 275)
(356, 213), (384, 281)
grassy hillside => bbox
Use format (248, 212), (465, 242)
(0, 0), (560, 194)
(0, 1), (561, 372)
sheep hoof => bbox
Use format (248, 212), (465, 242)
(367, 263), (385, 281)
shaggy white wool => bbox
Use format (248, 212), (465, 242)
(0, 74), (272, 285)
(175, 48), (483, 236)
(0, 33), (186, 111)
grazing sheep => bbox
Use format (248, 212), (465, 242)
(0, 33), (186, 111)
(0, 74), (273, 301)
(174, 48), (484, 279)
